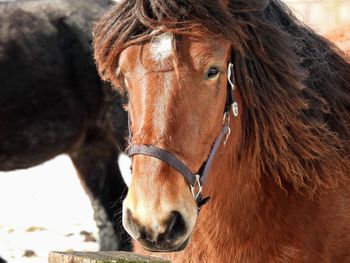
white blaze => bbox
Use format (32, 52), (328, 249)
(150, 32), (174, 62)
(153, 72), (172, 136)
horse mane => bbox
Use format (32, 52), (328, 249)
(93, 0), (350, 196)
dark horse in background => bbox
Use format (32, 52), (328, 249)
(0, 0), (130, 261)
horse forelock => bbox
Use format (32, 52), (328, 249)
(93, 0), (246, 82)
(93, 0), (350, 196)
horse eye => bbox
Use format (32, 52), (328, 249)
(205, 67), (220, 80)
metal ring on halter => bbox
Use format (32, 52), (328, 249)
(232, 102), (239, 117)
(227, 62), (235, 91)
(191, 174), (203, 201)
(227, 62), (239, 117)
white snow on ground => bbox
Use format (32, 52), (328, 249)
(0, 155), (99, 263)
(118, 154), (132, 187)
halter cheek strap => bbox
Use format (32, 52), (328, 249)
(127, 62), (237, 209)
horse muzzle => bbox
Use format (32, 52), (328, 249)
(123, 208), (191, 252)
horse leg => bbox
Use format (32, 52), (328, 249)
(69, 128), (131, 251)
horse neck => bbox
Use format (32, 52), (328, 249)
(189, 120), (302, 259)
(199, 134), (263, 240)
(195, 93), (280, 238)
(199, 101), (263, 233)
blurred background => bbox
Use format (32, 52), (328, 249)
(0, 1), (349, 263)
(285, 0), (350, 33)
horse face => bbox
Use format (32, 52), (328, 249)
(120, 33), (231, 252)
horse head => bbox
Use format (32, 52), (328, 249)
(119, 33), (236, 251)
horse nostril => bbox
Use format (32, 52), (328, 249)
(125, 208), (143, 238)
(162, 211), (187, 242)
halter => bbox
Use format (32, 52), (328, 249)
(127, 62), (238, 209)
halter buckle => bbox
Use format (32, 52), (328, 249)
(191, 174), (203, 201)
(223, 111), (229, 124)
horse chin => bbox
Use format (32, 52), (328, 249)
(140, 236), (191, 253)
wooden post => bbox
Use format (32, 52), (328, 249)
(49, 251), (171, 263)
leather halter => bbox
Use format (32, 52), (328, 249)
(127, 62), (238, 209)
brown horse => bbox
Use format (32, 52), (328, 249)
(94, 0), (350, 262)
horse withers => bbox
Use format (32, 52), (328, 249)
(0, 0), (131, 259)
(94, 0), (350, 262)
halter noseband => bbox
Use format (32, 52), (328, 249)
(127, 62), (238, 209)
